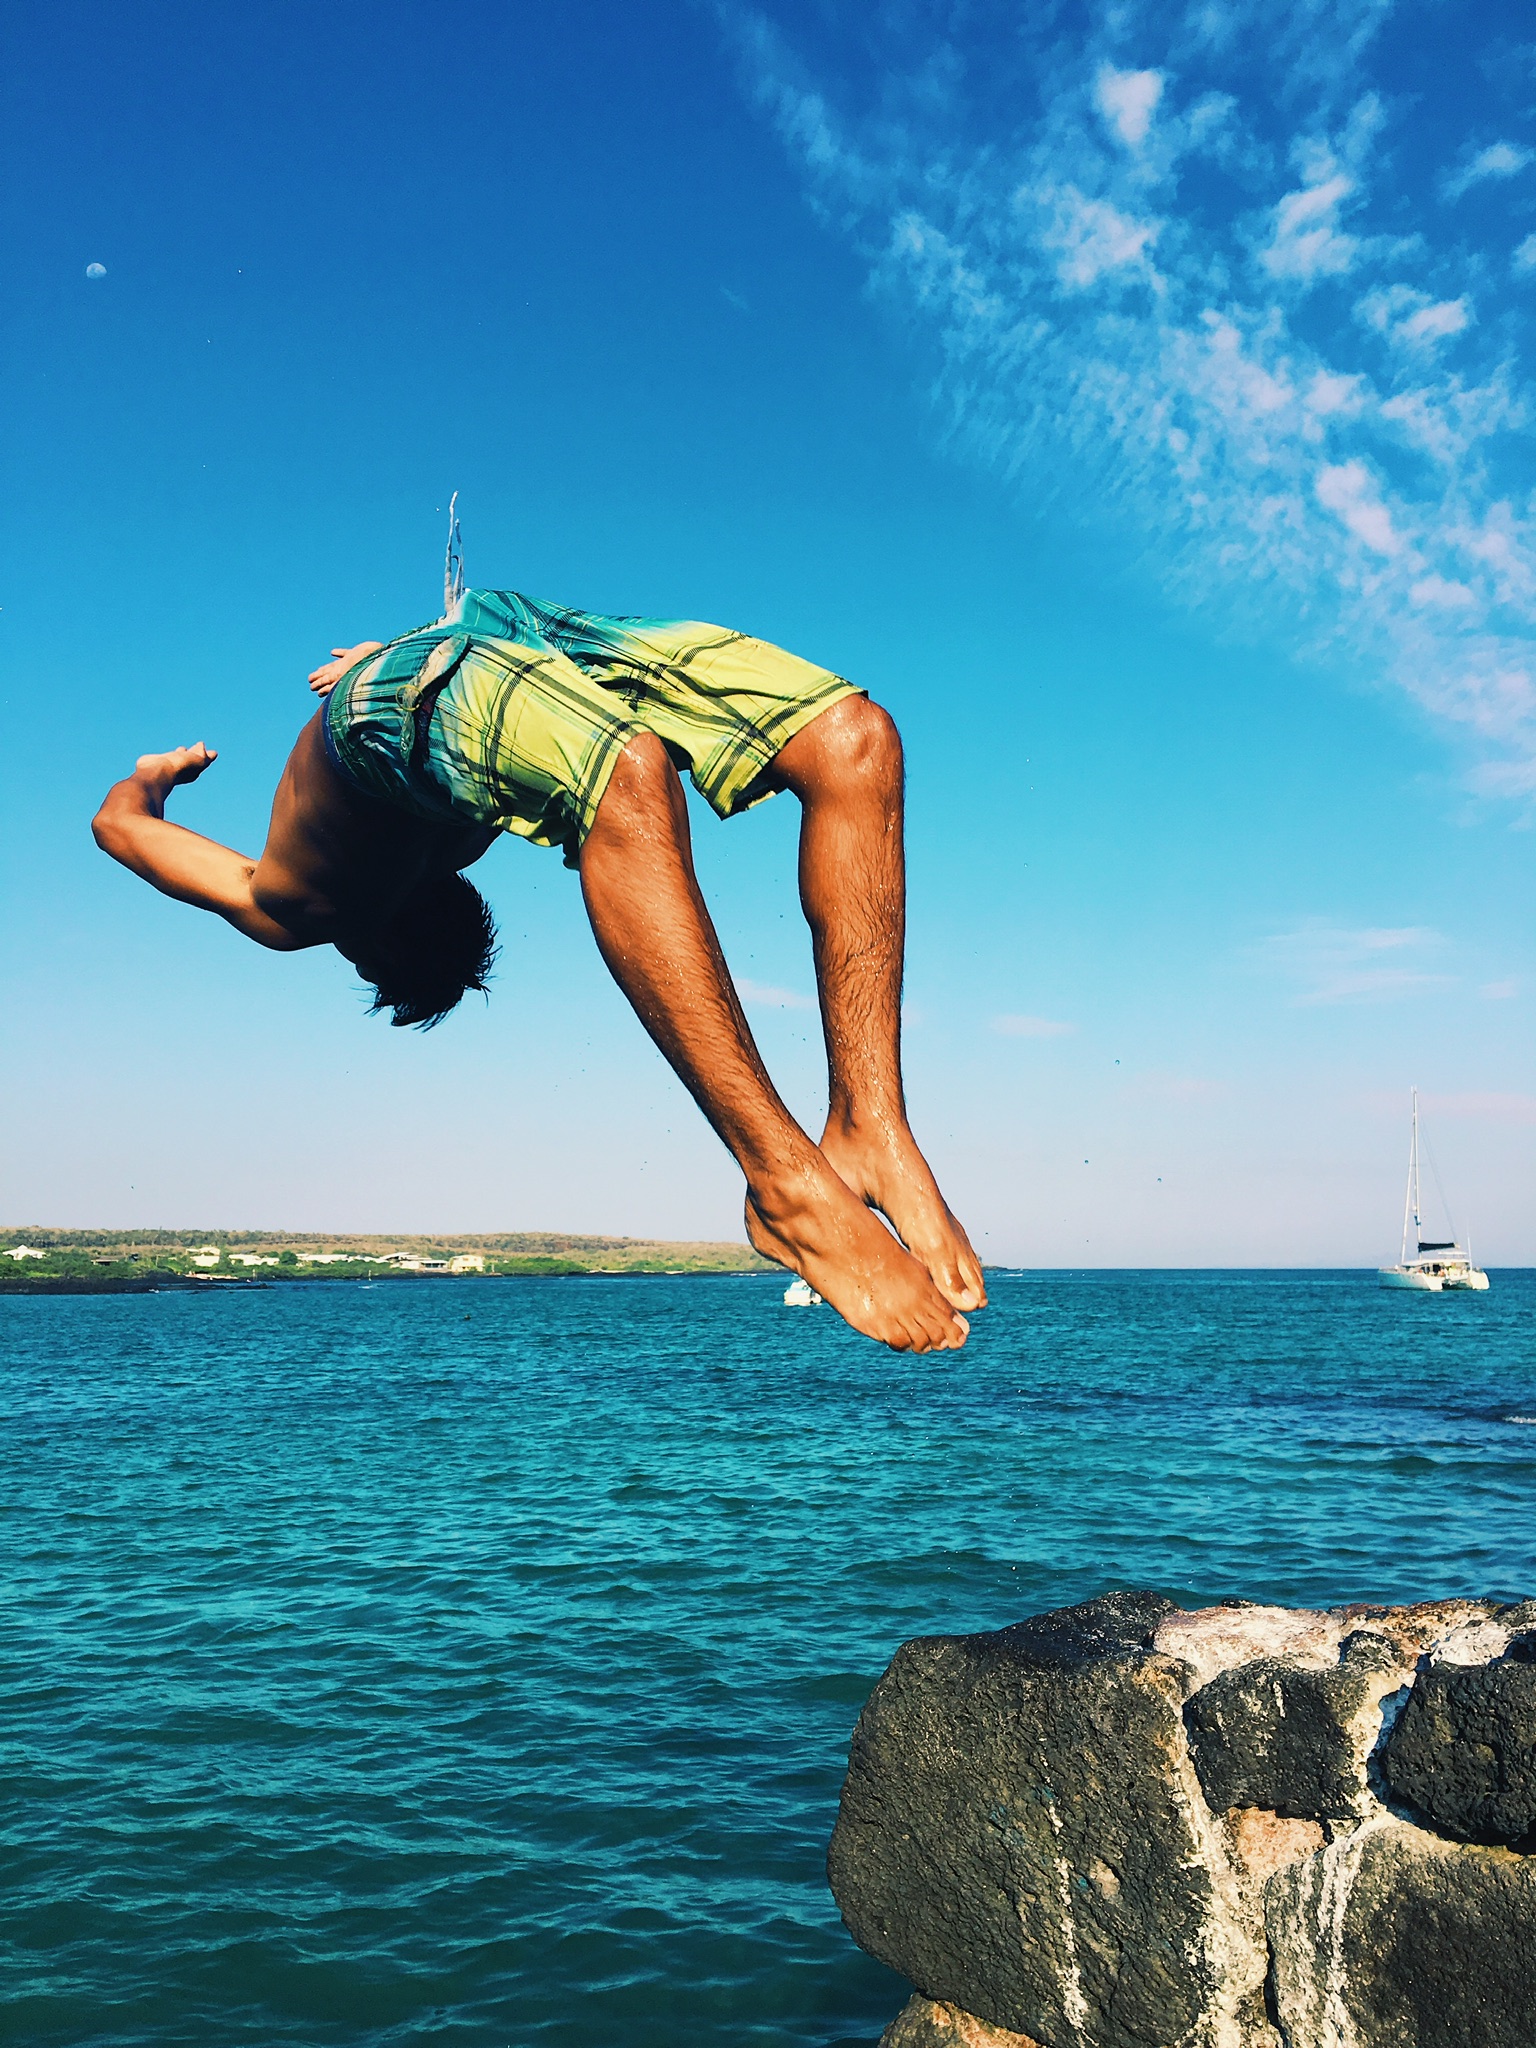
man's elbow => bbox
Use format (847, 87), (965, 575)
(91, 806), (128, 859)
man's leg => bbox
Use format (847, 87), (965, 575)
(769, 696), (987, 1314)
(578, 732), (968, 1352)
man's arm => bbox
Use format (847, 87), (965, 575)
(92, 744), (313, 951)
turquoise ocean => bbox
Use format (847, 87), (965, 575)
(5, 1270), (1535, 2046)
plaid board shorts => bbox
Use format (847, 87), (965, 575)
(322, 588), (863, 865)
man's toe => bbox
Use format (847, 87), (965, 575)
(935, 1261), (980, 1310)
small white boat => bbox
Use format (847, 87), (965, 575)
(1378, 1089), (1489, 1292)
(783, 1276), (823, 1307)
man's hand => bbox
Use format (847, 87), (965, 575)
(309, 643), (383, 696)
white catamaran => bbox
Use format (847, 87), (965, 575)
(1378, 1089), (1489, 1292)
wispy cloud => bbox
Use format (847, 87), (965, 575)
(1095, 67), (1164, 150)
(1260, 166), (1360, 282)
(721, 0), (1536, 795)
(1129, 1071), (1233, 1102)
(1442, 142), (1534, 204)
(1355, 286), (1473, 352)
(991, 1013), (1076, 1037)
(1316, 459), (1401, 555)
(1420, 1089), (1536, 1124)
(1366, 1085), (1536, 1123)
(734, 976), (815, 1010)
(1479, 977), (1520, 999)
(1258, 921), (1454, 1004)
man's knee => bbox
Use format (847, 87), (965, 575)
(785, 695), (903, 792)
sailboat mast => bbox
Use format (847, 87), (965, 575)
(1399, 1088), (1416, 1265)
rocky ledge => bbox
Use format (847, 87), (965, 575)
(828, 1591), (1536, 2048)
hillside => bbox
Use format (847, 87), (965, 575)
(0, 1228), (772, 1289)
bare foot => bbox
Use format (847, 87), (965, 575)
(818, 1115), (987, 1313)
(743, 1155), (969, 1354)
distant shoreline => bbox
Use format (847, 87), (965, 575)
(1, 1268), (770, 1296)
(0, 1228), (771, 1290)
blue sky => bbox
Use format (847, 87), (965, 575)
(2, 0), (1531, 1263)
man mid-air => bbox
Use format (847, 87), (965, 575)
(93, 573), (984, 1352)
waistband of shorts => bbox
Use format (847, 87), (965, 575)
(321, 648), (476, 827)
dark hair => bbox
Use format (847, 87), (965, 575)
(353, 871), (498, 1029)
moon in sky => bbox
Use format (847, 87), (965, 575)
(85, 262), (106, 279)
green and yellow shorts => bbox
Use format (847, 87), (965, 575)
(322, 588), (863, 864)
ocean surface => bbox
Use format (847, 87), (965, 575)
(4, 1269), (1534, 2047)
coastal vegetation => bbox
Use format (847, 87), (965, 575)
(0, 1230), (770, 1292)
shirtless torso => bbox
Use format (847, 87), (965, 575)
(94, 728), (492, 964)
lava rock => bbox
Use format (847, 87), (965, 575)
(1381, 1655), (1536, 1844)
(1184, 1659), (1371, 1820)
(1267, 1819), (1536, 2046)
(834, 1593), (1535, 2048)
